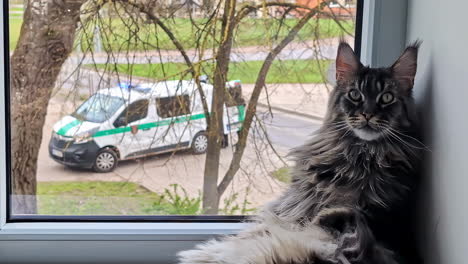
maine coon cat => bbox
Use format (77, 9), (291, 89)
(178, 41), (422, 264)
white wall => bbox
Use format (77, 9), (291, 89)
(407, 0), (468, 263)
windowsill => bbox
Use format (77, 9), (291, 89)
(0, 222), (249, 240)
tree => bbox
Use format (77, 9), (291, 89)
(11, 0), (87, 214)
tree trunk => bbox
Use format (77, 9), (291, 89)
(217, 2), (329, 198)
(10, 0), (85, 214)
(202, 0), (237, 214)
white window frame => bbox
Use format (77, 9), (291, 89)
(0, 0), (408, 262)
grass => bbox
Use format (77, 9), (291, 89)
(10, 7), (24, 12)
(271, 167), (291, 183)
(8, 16), (353, 51)
(37, 181), (253, 215)
(37, 181), (200, 215)
(92, 59), (331, 84)
(79, 17), (353, 52)
(9, 17), (22, 50)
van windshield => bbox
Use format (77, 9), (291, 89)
(72, 94), (125, 123)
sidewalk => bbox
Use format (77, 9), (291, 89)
(76, 36), (353, 64)
(243, 83), (330, 120)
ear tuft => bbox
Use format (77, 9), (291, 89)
(391, 40), (421, 90)
(336, 41), (362, 84)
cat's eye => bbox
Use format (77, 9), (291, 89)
(348, 89), (362, 101)
(380, 92), (394, 104)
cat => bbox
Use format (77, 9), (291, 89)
(178, 41), (423, 264)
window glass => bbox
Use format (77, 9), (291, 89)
(7, 0), (358, 217)
(156, 95), (191, 118)
(116, 99), (149, 126)
(226, 85), (245, 107)
(72, 94), (125, 123)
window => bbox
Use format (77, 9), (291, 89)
(115, 99), (149, 126)
(7, 0), (361, 220)
(225, 82), (245, 107)
(7, 0), (361, 219)
(73, 94), (125, 123)
(156, 95), (191, 118)
(0, 0), (384, 261)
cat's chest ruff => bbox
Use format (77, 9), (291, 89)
(336, 144), (386, 178)
(332, 145), (407, 207)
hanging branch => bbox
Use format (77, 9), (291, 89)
(217, 0), (331, 196)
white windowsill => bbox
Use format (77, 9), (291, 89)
(0, 222), (249, 239)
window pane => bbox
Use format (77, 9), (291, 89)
(156, 95), (191, 118)
(121, 99), (149, 124)
(8, 0), (358, 217)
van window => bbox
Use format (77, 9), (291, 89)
(156, 95), (191, 118)
(226, 86), (245, 107)
(116, 100), (149, 126)
(72, 94), (125, 123)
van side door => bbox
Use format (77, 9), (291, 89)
(153, 95), (193, 151)
(112, 99), (151, 159)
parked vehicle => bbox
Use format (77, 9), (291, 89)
(49, 79), (245, 172)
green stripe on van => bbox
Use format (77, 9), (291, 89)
(238, 105), (245, 122)
(93, 113), (206, 138)
(57, 119), (81, 136)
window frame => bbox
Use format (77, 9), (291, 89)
(0, 0), (411, 262)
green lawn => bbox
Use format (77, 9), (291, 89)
(37, 181), (202, 215)
(93, 59), (331, 84)
(80, 17), (353, 52)
(9, 18), (22, 50)
(10, 7), (24, 12)
(9, 16), (354, 51)
(37, 181), (255, 215)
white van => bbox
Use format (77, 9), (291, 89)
(49, 79), (245, 172)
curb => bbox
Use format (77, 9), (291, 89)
(256, 102), (324, 121)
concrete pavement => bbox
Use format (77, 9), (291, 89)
(77, 37), (353, 65)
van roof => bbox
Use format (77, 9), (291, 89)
(96, 80), (202, 101)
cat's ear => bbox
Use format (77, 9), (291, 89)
(336, 42), (362, 84)
(391, 41), (421, 90)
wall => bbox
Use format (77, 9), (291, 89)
(406, 0), (468, 263)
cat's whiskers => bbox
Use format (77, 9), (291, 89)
(386, 126), (431, 152)
(319, 123), (351, 137)
(383, 128), (424, 153)
(378, 123), (430, 151)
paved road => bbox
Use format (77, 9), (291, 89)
(258, 109), (322, 150)
(77, 38), (343, 65)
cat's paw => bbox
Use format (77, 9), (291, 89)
(313, 207), (357, 236)
(336, 229), (362, 262)
(335, 220), (375, 263)
(313, 207), (373, 263)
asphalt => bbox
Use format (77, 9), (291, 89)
(77, 37), (351, 65)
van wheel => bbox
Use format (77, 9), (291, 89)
(192, 132), (208, 154)
(93, 148), (118, 173)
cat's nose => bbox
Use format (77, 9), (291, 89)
(361, 113), (373, 121)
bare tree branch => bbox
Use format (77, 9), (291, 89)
(218, 1), (331, 196)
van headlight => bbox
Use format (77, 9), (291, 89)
(73, 128), (98, 144)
